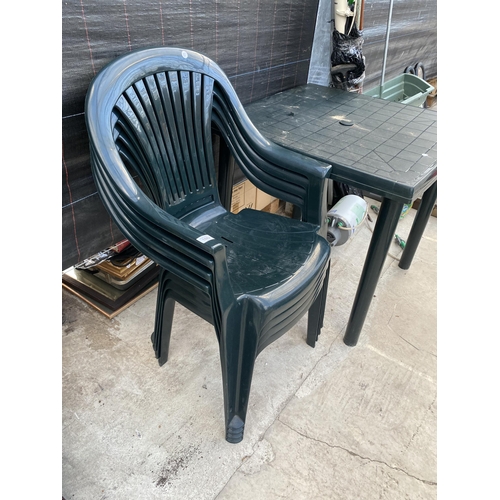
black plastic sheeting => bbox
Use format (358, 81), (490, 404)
(361, 0), (437, 90)
(62, 0), (321, 271)
(330, 20), (366, 89)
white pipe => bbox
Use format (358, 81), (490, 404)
(334, 0), (353, 34)
(346, 1), (357, 36)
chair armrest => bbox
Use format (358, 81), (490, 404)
(212, 87), (332, 231)
(247, 138), (332, 228)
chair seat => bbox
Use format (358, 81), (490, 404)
(199, 208), (330, 297)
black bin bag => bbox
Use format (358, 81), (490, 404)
(330, 20), (365, 90)
(328, 179), (364, 209)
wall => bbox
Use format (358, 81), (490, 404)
(62, 0), (321, 271)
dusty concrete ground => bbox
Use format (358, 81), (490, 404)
(62, 198), (437, 499)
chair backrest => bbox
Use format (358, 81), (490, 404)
(86, 47), (331, 273)
(87, 47), (331, 230)
(87, 47), (287, 227)
(112, 68), (219, 218)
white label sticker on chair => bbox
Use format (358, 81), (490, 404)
(197, 235), (214, 243)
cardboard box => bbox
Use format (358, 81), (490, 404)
(230, 182), (244, 213)
(230, 179), (279, 214)
(255, 189), (277, 211)
(261, 198), (281, 214)
(231, 180), (257, 213)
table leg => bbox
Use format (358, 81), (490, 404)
(399, 182), (437, 270)
(343, 197), (404, 346)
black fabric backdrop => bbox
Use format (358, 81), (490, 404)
(62, 0), (437, 271)
(361, 0), (437, 89)
(62, 0), (321, 270)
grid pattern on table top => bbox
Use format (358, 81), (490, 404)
(245, 85), (437, 187)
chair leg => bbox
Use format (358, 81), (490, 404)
(307, 293), (323, 348)
(318, 263), (330, 330)
(306, 264), (330, 348)
(218, 307), (259, 444)
(151, 269), (175, 366)
(151, 274), (165, 353)
(156, 295), (175, 366)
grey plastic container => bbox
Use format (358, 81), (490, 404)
(364, 74), (434, 107)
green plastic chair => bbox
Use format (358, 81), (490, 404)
(85, 47), (332, 443)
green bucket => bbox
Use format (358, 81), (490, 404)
(364, 74), (434, 107)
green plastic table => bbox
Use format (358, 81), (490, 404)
(244, 84), (437, 346)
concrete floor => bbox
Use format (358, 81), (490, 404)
(62, 197), (437, 500)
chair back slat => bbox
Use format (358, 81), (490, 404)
(112, 69), (219, 217)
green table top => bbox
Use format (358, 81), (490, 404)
(245, 84), (437, 203)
